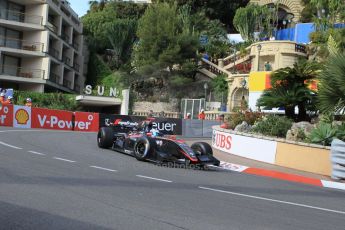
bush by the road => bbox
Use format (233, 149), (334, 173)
(252, 115), (293, 138)
(14, 91), (80, 111)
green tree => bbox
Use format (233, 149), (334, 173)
(318, 53), (345, 114)
(257, 60), (320, 121)
(107, 19), (137, 70)
(88, 0), (109, 11)
(134, 2), (199, 70)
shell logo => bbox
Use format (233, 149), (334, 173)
(15, 109), (29, 125)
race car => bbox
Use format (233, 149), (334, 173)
(97, 121), (220, 167)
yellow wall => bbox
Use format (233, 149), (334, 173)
(249, 71), (271, 92)
(275, 142), (331, 176)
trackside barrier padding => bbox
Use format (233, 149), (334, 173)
(0, 104), (219, 137)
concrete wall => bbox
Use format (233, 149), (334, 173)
(213, 126), (332, 176)
(133, 101), (179, 113)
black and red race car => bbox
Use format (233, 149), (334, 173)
(97, 119), (220, 167)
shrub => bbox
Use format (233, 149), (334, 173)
(252, 115), (293, 137)
(308, 122), (338, 146)
(14, 91), (80, 111)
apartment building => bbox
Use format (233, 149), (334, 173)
(0, 0), (86, 94)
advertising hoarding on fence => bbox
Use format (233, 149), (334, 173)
(74, 112), (99, 132)
(0, 104), (13, 127)
(13, 105), (31, 129)
(212, 129), (277, 164)
(31, 108), (73, 130)
(99, 114), (183, 135)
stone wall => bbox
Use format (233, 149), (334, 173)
(133, 100), (179, 113)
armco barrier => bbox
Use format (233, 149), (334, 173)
(74, 112), (99, 132)
(0, 104), (13, 127)
(331, 139), (345, 180)
(32, 107), (73, 130)
(0, 104), (219, 137)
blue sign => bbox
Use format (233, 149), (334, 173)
(199, 35), (208, 45)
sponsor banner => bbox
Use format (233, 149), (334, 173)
(99, 114), (183, 135)
(0, 104), (13, 127)
(74, 112), (99, 132)
(32, 108), (73, 130)
(212, 129), (277, 164)
(13, 105), (31, 129)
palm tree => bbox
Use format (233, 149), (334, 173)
(318, 53), (345, 115)
(257, 59), (320, 121)
(88, 0), (109, 11)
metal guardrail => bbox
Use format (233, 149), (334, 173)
(331, 139), (345, 180)
(0, 65), (45, 79)
(0, 9), (43, 25)
(0, 36), (44, 52)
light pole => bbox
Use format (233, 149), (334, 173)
(257, 44), (262, 71)
(203, 82), (208, 108)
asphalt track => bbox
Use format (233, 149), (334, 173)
(0, 127), (344, 230)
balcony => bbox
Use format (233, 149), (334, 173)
(0, 65), (45, 79)
(72, 41), (79, 51)
(62, 56), (71, 66)
(63, 78), (72, 89)
(61, 33), (70, 43)
(73, 62), (80, 72)
(49, 72), (60, 83)
(49, 47), (60, 59)
(46, 21), (58, 34)
(0, 9), (43, 25)
(0, 36), (44, 52)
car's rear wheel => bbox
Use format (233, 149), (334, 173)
(97, 127), (114, 148)
(191, 142), (213, 156)
(134, 137), (156, 161)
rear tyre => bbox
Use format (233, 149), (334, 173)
(134, 137), (156, 161)
(191, 142), (213, 156)
(97, 127), (114, 148)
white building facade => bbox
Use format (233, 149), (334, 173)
(0, 0), (87, 94)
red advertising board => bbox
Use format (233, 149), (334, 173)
(31, 107), (73, 130)
(0, 104), (13, 127)
(74, 112), (99, 132)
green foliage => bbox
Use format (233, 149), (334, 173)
(169, 75), (194, 87)
(257, 59), (320, 121)
(86, 52), (112, 85)
(13, 91), (79, 111)
(107, 19), (137, 69)
(233, 4), (274, 41)
(134, 2), (200, 73)
(252, 115), (293, 138)
(318, 53), (345, 114)
(308, 122), (338, 146)
(211, 74), (228, 94)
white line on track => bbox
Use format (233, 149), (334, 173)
(53, 157), (76, 163)
(136, 175), (172, 183)
(90, 166), (117, 172)
(28, 151), (45, 156)
(0, 141), (22, 149)
(199, 186), (345, 215)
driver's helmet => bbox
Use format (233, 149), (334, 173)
(142, 117), (155, 133)
(26, 98), (32, 102)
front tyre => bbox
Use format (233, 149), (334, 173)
(191, 142), (213, 156)
(134, 137), (156, 161)
(97, 127), (114, 148)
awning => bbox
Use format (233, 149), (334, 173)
(75, 95), (122, 107)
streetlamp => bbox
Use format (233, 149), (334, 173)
(257, 44), (262, 71)
(203, 82), (208, 108)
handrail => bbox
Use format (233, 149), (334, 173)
(201, 58), (231, 76)
(0, 64), (45, 79)
(0, 36), (44, 52)
(46, 21), (58, 33)
(0, 9), (43, 25)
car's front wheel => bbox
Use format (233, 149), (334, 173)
(134, 137), (156, 161)
(191, 142), (213, 156)
(97, 127), (114, 149)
